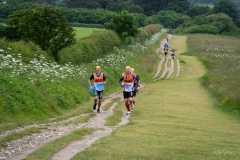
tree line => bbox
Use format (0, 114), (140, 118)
(0, 0), (240, 62)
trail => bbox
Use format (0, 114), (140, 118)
(70, 36), (240, 159)
(0, 91), (128, 160)
(151, 34), (180, 81)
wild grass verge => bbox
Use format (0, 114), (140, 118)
(187, 34), (240, 118)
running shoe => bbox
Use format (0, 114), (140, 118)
(126, 111), (131, 115)
(97, 108), (100, 113)
(131, 110), (134, 112)
(93, 104), (97, 110)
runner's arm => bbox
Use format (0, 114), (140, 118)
(103, 74), (107, 85)
(119, 76), (124, 87)
(88, 74), (94, 88)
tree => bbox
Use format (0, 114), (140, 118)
(212, 0), (240, 26)
(104, 10), (139, 41)
(7, 7), (75, 61)
(152, 10), (190, 29)
(187, 5), (211, 17)
(166, 0), (191, 14)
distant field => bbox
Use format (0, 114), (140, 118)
(196, 3), (214, 8)
(73, 27), (102, 39)
(0, 24), (101, 39)
(0, 23), (6, 26)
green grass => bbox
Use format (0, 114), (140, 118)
(24, 128), (95, 160)
(0, 127), (41, 147)
(101, 98), (121, 111)
(105, 103), (123, 126)
(71, 36), (240, 160)
(73, 27), (102, 39)
(187, 34), (240, 118)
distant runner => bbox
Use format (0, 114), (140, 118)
(166, 34), (169, 42)
(119, 66), (135, 115)
(163, 47), (168, 59)
(131, 68), (140, 112)
(171, 48), (177, 60)
(88, 66), (106, 113)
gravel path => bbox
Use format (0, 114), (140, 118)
(0, 91), (124, 160)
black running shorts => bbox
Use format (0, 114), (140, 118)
(94, 90), (103, 99)
(164, 52), (168, 55)
(133, 90), (137, 97)
(123, 91), (133, 99)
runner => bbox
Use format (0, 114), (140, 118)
(131, 68), (140, 112)
(166, 34), (169, 42)
(119, 66), (135, 115)
(163, 47), (168, 59)
(88, 66), (106, 113)
(171, 48), (177, 60)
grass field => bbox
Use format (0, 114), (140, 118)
(196, 3), (214, 8)
(73, 27), (102, 39)
(187, 34), (240, 117)
(71, 36), (240, 159)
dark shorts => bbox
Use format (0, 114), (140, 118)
(123, 91), (133, 99)
(164, 52), (168, 55)
(94, 90), (103, 99)
(133, 90), (137, 97)
(171, 54), (175, 56)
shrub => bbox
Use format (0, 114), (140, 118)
(185, 24), (220, 34)
(59, 30), (121, 64)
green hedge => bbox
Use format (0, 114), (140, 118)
(185, 24), (220, 34)
(59, 30), (121, 64)
(126, 24), (161, 44)
(70, 22), (104, 28)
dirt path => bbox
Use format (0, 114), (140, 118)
(0, 91), (126, 160)
(50, 110), (129, 160)
(152, 34), (180, 81)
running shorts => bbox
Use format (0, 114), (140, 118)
(133, 90), (137, 97)
(123, 91), (133, 99)
(94, 90), (103, 99)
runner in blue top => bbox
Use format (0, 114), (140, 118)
(88, 66), (106, 113)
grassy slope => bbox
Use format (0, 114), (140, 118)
(72, 36), (240, 160)
(73, 27), (102, 39)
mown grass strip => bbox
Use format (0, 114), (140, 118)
(105, 103), (123, 126)
(0, 127), (41, 147)
(24, 128), (95, 160)
(58, 113), (95, 126)
(102, 98), (121, 111)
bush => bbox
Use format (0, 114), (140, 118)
(185, 24), (220, 34)
(59, 30), (121, 64)
(135, 24), (161, 43)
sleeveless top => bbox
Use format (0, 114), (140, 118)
(123, 73), (134, 92)
(93, 73), (104, 91)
